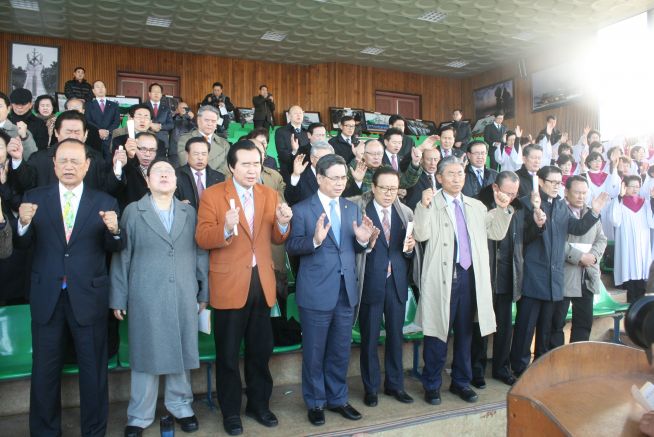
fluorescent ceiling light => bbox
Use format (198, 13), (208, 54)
(446, 60), (468, 68)
(146, 16), (172, 28)
(361, 47), (384, 55)
(10, 0), (39, 11)
(417, 11), (447, 23)
(261, 31), (288, 41)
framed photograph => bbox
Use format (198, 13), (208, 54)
(105, 95), (141, 115)
(406, 119), (439, 136)
(54, 92), (67, 112)
(237, 107), (254, 124)
(363, 112), (391, 133)
(284, 110), (321, 130)
(473, 78), (515, 121)
(10, 42), (60, 98)
(531, 63), (584, 112)
(329, 107), (365, 130)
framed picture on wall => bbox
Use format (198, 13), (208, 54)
(237, 107), (254, 124)
(406, 119), (438, 136)
(329, 107), (365, 130)
(473, 78), (515, 121)
(54, 92), (67, 112)
(531, 63), (584, 112)
(9, 42), (60, 98)
(363, 112), (391, 133)
(284, 110), (321, 130)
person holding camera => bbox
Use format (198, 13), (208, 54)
(172, 101), (196, 148)
(253, 85), (275, 129)
(201, 82), (235, 133)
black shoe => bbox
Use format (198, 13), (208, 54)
(245, 408), (278, 427)
(364, 392), (378, 407)
(471, 377), (487, 389)
(424, 389), (441, 405)
(493, 373), (517, 386)
(223, 415), (243, 436)
(308, 407), (325, 426)
(449, 385), (478, 403)
(175, 415), (199, 433)
(384, 388), (414, 404)
(327, 403), (362, 420)
(124, 426), (144, 437)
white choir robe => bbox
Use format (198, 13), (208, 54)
(494, 145), (522, 172)
(585, 169), (621, 240)
(610, 197), (654, 286)
(640, 176), (654, 253)
(538, 136), (554, 168)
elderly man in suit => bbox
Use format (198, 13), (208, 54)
(196, 140), (292, 435)
(145, 83), (176, 165)
(329, 116), (359, 163)
(462, 141), (497, 199)
(515, 144), (543, 198)
(252, 85), (275, 129)
(275, 105), (310, 182)
(0, 198), (10, 259)
(111, 158), (209, 437)
(175, 137), (224, 211)
(177, 106), (230, 174)
(404, 147), (441, 210)
(483, 112), (506, 170)
(413, 156), (513, 405)
(550, 175), (607, 346)
(17, 139), (124, 437)
(286, 154), (376, 426)
(85, 80), (121, 155)
(285, 140), (333, 206)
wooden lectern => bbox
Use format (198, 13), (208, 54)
(508, 342), (650, 436)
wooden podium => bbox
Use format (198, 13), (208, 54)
(508, 342), (651, 436)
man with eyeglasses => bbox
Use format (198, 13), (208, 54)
(176, 105), (230, 174)
(510, 166), (609, 377)
(112, 104), (167, 160)
(116, 132), (160, 209)
(462, 141), (497, 199)
(329, 115), (359, 164)
(175, 137), (225, 211)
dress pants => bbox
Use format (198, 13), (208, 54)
(30, 290), (108, 437)
(551, 283), (594, 347)
(471, 292), (514, 380)
(422, 264), (474, 391)
(127, 370), (194, 428)
(509, 296), (555, 374)
(359, 274), (405, 394)
(214, 267), (274, 418)
(254, 119), (272, 130)
(299, 278), (354, 409)
(625, 279), (646, 304)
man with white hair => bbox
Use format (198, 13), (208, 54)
(176, 105), (229, 174)
(275, 105), (310, 182)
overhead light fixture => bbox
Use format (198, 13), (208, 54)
(416, 11), (447, 23)
(261, 31), (287, 42)
(512, 31), (536, 41)
(10, 0), (39, 11)
(146, 16), (172, 28)
(446, 60), (468, 68)
(361, 47), (384, 55)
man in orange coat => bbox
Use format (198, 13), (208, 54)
(196, 140), (292, 436)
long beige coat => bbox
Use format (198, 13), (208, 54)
(413, 190), (513, 341)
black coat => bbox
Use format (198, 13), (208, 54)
(453, 120), (472, 145)
(462, 164), (497, 199)
(64, 79), (94, 101)
(515, 165), (535, 199)
(8, 112), (49, 151)
(483, 122), (506, 170)
(111, 133), (168, 159)
(329, 133), (359, 164)
(252, 95), (275, 123)
(116, 158), (149, 210)
(275, 124), (310, 182)
(403, 171), (440, 211)
(284, 166), (318, 206)
(174, 164), (224, 211)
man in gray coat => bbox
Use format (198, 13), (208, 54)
(110, 158), (209, 437)
(550, 175), (607, 345)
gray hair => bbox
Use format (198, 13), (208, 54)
(436, 155), (464, 175)
(496, 170), (519, 186)
(64, 98), (85, 110)
(316, 154), (347, 176)
(310, 141), (334, 157)
(197, 105), (221, 118)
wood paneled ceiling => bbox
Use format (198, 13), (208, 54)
(2, 0), (653, 77)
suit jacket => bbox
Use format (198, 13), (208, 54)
(284, 166), (318, 206)
(484, 122), (506, 169)
(252, 95), (275, 123)
(329, 133), (358, 164)
(516, 165), (536, 199)
(195, 179), (289, 309)
(286, 193), (366, 311)
(17, 183), (124, 325)
(176, 129), (230, 175)
(146, 101), (175, 155)
(86, 98), (121, 133)
(462, 164), (497, 198)
(404, 171), (440, 211)
(453, 120), (472, 145)
(117, 158), (149, 210)
(275, 124), (310, 182)
(437, 146), (465, 159)
(175, 164), (225, 211)
(8, 111), (49, 151)
(112, 132), (167, 159)
(0, 222), (11, 259)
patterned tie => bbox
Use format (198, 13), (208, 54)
(195, 171), (204, 198)
(153, 103), (159, 118)
(243, 191), (256, 266)
(295, 127), (301, 135)
(382, 208), (392, 277)
(453, 198), (472, 269)
(329, 200), (341, 246)
(63, 191), (75, 242)
(476, 169), (484, 186)
(346, 137), (351, 145)
(430, 174), (437, 191)
(391, 154), (398, 171)
(99, 99), (105, 113)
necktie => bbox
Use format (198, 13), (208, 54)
(453, 199), (472, 270)
(382, 208), (392, 277)
(153, 103), (159, 118)
(243, 191), (256, 266)
(204, 134), (211, 144)
(476, 169), (484, 186)
(329, 200), (341, 246)
(346, 137), (352, 145)
(295, 128), (301, 135)
(99, 99), (105, 112)
(195, 171), (204, 198)
(429, 174), (436, 191)
(63, 191), (75, 242)
(391, 154), (398, 171)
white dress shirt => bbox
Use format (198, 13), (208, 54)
(442, 190), (465, 263)
(373, 199), (391, 230)
(18, 182), (84, 236)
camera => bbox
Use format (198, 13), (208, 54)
(184, 107), (190, 113)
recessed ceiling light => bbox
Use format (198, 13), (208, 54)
(417, 11), (447, 23)
(10, 0), (39, 11)
(512, 32), (536, 41)
(361, 47), (384, 55)
(146, 16), (172, 27)
(261, 31), (287, 42)
(446, 60), (468, 68)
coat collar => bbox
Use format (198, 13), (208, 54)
(136, 195), (188, 245)
(222, 179), (265, 241)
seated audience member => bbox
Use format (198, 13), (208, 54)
(111, 158), (209, 437)
(582, 151), (621, 240)
(306, 122), (327, 146)
(463, 141), (497, 198)
(284, 141), (333, 206)
(63, 98), (103, 153)
(494, 127), (522, 172)
(86, 80), (121, 154)
(145, 83), (176, 165)
(247, 128), (278, 170)
(171, 101), (196, 148)
(0, 91), (37, 159)
(0, 197), (10, 260)
(438, 125), (463, 159)
(404, 147), (441, 210)
(611, 175), (654, 303)
(556, 154), (575, 190)
(117, 132), (159, 209)
(34, 94), (57, 144)
(329, 115), (359, 163)
(452, 109), (472, 148)
(201, 82), (235, 132)
(252, 85), (275, 129)
(483, 112), (506, 169)
(550, 175), (607, 347)
(387, 115), (415, 159)
(515, 144), (543, 198)
(113, 104), (167, 159)
(175, 137), (225, 211)
(8, 88), (49, 150)
(177, 105), (230, 174)
(275, 105), (310, 182)
(64, 66), (94, 101)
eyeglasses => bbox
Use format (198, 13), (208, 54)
(375, 185), (399, 194)
(136, 147), (157, 154)
(324, 175), (348, 183)
(544, 179), (562, 187)
(365, 151), (384, 157)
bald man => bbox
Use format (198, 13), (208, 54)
(275, 105), (310, 183)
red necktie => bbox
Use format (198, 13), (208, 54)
(153, 103), (159, 118)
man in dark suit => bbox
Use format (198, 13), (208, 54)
(483, 113), (506, 170)
(17, 138), (124, 437)
(252, 85), (275, 129)
(145, 83), (176, 165)
(387, 115), (415, 160)
(284, 140), (333, 206)
(201, 82), (235, 133)
(116, 132), (160, 210)
(438, 126), (464, 159)
(452, 109), (472, 148)
(85, 80), (121, 157)
(8, 88), (49, 151)
(404, 147), (441, 210)
(515, 144), (544, 198)
(112, 104), (168, 160)
(275, 105), (310, 182)
(357, 167), (416, 407)
(462, 141), (497, 199)
(62, 98), (103, 154)
(286, 154), (375, 426)
(329, 115), (359, 163)
(175, 137), (225, 210)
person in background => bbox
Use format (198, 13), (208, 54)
(175, 137), (225, 211)
(252, 85), (275, 129)
(64, 66), (94, 102)
(145, 83), (175, 165)
(483, 112), (506, 170)
(8, 88), (49, 151)
(85, 80), (121, 156)
(0, 91), (37, 160)
(249, 127), (280, 170)
(171, 101), (196, 148)
(494, 127), (522, 172)
(0, 196), (10, 259)
(177, 106), (230, 174)
(201, 82), (236, 133)
(34, 94), (57, 145)
(452, 109), (472, 148)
